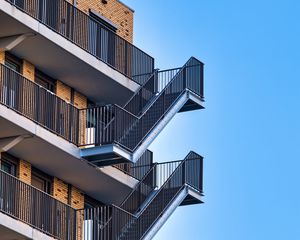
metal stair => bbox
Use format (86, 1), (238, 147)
(80, 151), (204, 240)
(81, 57), (204, 165)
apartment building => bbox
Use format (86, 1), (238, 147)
(0, 0), (205, 239)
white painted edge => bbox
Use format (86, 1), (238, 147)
(143, 185), (203, 240)
(0, 104), (137, 188)
(0, 211), (55, 240)
(0, 0), (139, 92)
(142, 187), (189, 240)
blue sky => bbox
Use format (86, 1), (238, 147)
(124, 0), (300, 239)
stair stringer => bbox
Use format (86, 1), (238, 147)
(141, 185), (202, 240)
(131, 90), (204, 162)
(80, 90), (204, 165)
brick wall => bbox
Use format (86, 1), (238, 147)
(71, 186), (85, 239)
(74, 91), (87, 109)
(53, 177), (69, 204)
(56, 80), (72, 103)
(76, 0), (134, 43)
(74, 92), (87, 145)
(17, 159), (32, 223)
(71, 186), (84, 209)
(19, 160), (32, 184)
(22, 60), (35, 81)
(0, 51), (4, 64)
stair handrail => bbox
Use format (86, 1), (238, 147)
(79, 57), (204, 148)
(123, 69), (159, 110)
(136, 151), (202, 217)
(115, 151), (203, 239)
(100, 70), (158, 131)
(119, 162), (158, 211)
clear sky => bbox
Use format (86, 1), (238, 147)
(123, 0), (300, 239)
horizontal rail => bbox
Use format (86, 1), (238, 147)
(0, 57), (204, 157)
(5, 0), (154, 83)
(113, 149), (153, 180)
(77, 152), (204, 240)
(0, 63), (80, 145)
(0, 152), (203, 240)
(79, 57), (204, 150)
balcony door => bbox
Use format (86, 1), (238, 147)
(89, 11), (117, 65)
(0, 154), (18, 215)
(31, 168), (53, 233)
(37, 0), (59, 30)
(0, 154), (18, 177)
(2, 54), (22, 110)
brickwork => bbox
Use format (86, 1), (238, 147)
(17, 159), (32, 223)
(0, 51), (4, 64)
(53, 178), (69, 204)
(74, 91), (87, 145)
(22, 60), (35, 81)
(71, 186), (85, 240)
(71, 186), (84, 209)
(56, 80), (72, 103)
(74, 91), (87, 109)
(76, 0), (134, 43)
(19, 160), (32, 184)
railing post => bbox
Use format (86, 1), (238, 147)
(200, 157), (204, 192)
(73, 209), (77, 240)
(200, 62), (204, 98)
(66, 206), (70, 240)
(182, 161), (186, 185)
(35, 86), (40, 122)
(154, 69), (158, 93)
(183, 66), (187, 89)
(125, 42), (128, 76)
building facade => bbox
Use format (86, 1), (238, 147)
(0, 0), (204, 239)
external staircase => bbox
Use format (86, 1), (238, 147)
(81, 151), (204, 240)
(81, 57), (204, 165)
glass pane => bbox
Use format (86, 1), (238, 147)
(1, 161), (16, 176)
(5, 60), (20, 72)
(31, 174), (46, 192)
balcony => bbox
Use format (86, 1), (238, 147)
(0, 151), (203, 240)
(0, 57), (204, 166)
(0, 0), (154, 104)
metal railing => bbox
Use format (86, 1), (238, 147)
(123, 70), (158, 116)
(121, 151), (203, 240)
(6, 0), (154, 82)
(0, 152), (203, 240)
(78, 151), (203, 240)
(80, 57), (204, 150)
(0, 168), (77, 240)
(0, 63), (80, 145)
(0, 57), (203, 153)
(114, 149), (153, 180)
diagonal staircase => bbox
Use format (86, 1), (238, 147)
(80, 151), (204, 240)
(81, 57), (204, 165)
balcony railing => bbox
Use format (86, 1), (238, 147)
(0, 168), (77, 240)
(77, 151), (204, 240)
(0, 57), (203, 167)
(0, 63), (80, 144)
(0, 152), (203, 240)
(5, 0), (154, 83)
(113, 149), (153, 180)
(81, 57), (204, 151)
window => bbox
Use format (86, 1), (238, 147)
(0, 153), (18, 176)
(88, 10), (117, 62)
(35, 70), (56, 93)
(89, 10), (117, 33)
(31, 168), (52, 194)
(4, 53), (22, 73)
